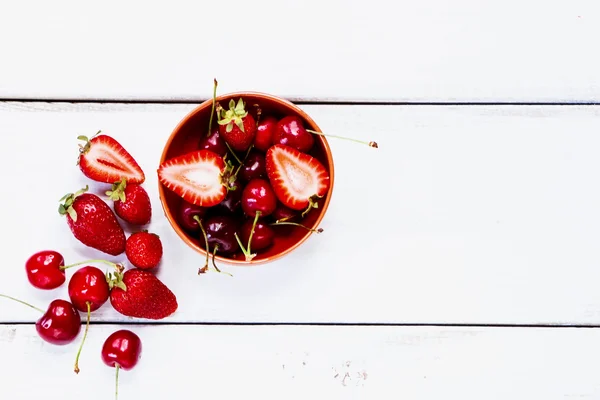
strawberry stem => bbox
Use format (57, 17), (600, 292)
(301, 194), (322, 218)
(207, 78), (218, 137)
(0, 294), (44, 313)
(305, 129), (378, 148)
(194, 215), (210, 275)
(60, 259), (119, 271)
(271, 221), (324, 234)
(73, 301), (91, 374)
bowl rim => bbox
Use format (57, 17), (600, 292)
(157, 91), (335, 265)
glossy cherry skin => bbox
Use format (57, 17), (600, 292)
(68, 266), (110, 312)
(198, 127), (228, 157)
(35, 299), (81, 345)
(241, 179), (277, 218)
(274, 115), (314, 153)
(204, 215), (240, 254)
(25, 250), (65, 290)
(254, 116), (277, 152)
(239, 219), (275, 251)
(177, 199), (207, 232)
(272, 203), (297, 222)
(240, 149), (267, 182)
(101, 329), (142, 370)
(214, 177), (243, 215)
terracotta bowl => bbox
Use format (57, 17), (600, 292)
(158, 92), (335, 265)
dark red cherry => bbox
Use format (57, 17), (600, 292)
(214, 176), (243, 215)
(36, 299), (82, 345)
(178, 199), (207, 232)
(239, 219), (275, 251)
(240, 149), (267, 182)
(198, 127), (228, 157)
(68, 266), (110, 313)
(254, 116), (277, 152)
(25, 250), (66, 290)
(241, 179), (277, 218)
(275, 115), (314, 153)
(101, 329), (142, 370)
(272, 202), (298, 222)
(204, 215), (240, 254)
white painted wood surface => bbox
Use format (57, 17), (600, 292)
(2, 324), (600, 399)
(1, 102), (600, 324)
(1, 0), (599, 102)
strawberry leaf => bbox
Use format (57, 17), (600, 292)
(226, 122), (234, 133)
(236, 119), (245, 133)
(66, 206), (78, 222)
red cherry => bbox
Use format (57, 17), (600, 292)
(239, 218), (274, 251)
(254, 116), (277, 152)
(272, 202), (297, 222)
(199, 127), (228, 157)
(177, 199), (207, 232)
(68, 266), (110, 312)
(25, 250), (66, 290)
(36, 299), (82, 345)
(102, 329), (142, 399)
(241, 179), (277, 218)
(274, 116), (314, 153)
(239, 149), (267, 182)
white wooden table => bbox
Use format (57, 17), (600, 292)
(2, 1), (600, 398)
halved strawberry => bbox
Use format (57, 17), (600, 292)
(78, 132), (145, 184)
(158, 150), (227, 207)
(265, 144), (330, 213)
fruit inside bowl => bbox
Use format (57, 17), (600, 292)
(158, 81), (339, 267)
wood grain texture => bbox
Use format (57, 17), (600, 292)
(2, 324), (600, 399)
(1, 102), (600, 325)
(0, 0), (598, 102)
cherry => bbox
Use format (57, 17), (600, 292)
(239, 149), (267, 182)
(254, 115), (277, 152)
(204, 215), (240, 254)
(275, 115), (314, 153)
(214, 176), (243, 215)
(178, 199), (207, 232)
(241, 178), (277, 218)
(239, 217), (274, 251)
(272, 202), (297, 222)
(102, 329), (142, 400)
(25, 250), (66, 290)
(0, 294), (81, 345)
(198, 126), (228, 157)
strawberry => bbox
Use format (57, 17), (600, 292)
(106, 179), (152, 225)
(217, 98), (256, 152)
(265, 144), (330, 214)
(77, 132), (145, 184)
(126, 231), (163, 270)
(108, 267), (177, 320)
(58, 185), (126, 256)
(157, 149), (227, 207)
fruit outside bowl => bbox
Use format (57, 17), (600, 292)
(158, 92), (335, 265)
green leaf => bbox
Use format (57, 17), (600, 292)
(119, 192), (126, 202)
(77, 135), (89, 142)
(236, 119), (245, 133)
(116, 281), (127, 291)
(228, 99), (235, 110)
(217, 119), (228, 125)
(58, 204), (66, 215)
(226, 122), (233, 133)
(235, 98), (245, 113)
(67, 207), (77, 222)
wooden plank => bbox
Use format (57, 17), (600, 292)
(2, 102), (600, 325)
(1, 324), (600, 399)
(0, 0), (599, 102)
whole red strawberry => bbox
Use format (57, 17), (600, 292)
(109, 267), (177, 320)
(217, 98), (256, 152)
(106, 179), (152, 225)
(126, 231), (163, 269)
(59, 186), (126, 256)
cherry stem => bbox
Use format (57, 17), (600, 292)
(60, 259), (119, 271)
(0, 294), (44, 313)
(233, 145), (254, 177)
(115, 364), (120, 400)
(73, 301), (91, 374)
(207, 78), (218, 137)
(306, 129), (378, 148)
(254, 104), (262, 127)
(212, 245), (232, 277)
(234, 211), (260, 262)
(271, 221), (324, 233)
(194, 215), (210, 275)
(225, 142), (243, 165)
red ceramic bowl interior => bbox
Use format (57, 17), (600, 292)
(158, 92), (335, 265)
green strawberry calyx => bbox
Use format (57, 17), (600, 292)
(58, 185), (89, 222)
(217, 98), (248, 133)
(106, 179), (127, 202)
(76, 130), (102, 165)
(106, 263), (127, 291)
